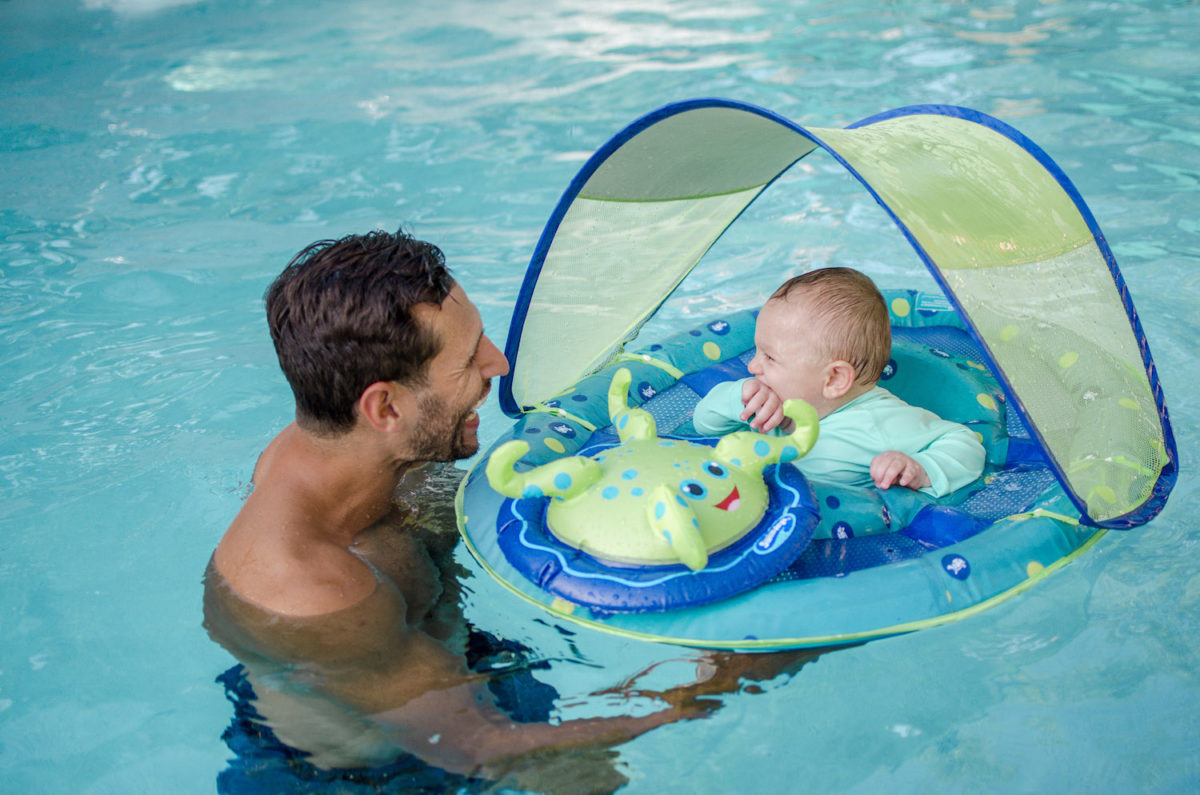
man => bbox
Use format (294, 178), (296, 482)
(204, 229), (712, 784)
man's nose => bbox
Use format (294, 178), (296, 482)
(479, 334), (510, 378)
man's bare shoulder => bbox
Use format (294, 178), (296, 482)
(213, 423), (397, 617)
(215, 447), (379, 618)
(213, 525), (379, 617)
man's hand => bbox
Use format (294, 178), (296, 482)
(870, 451), (930, 491)
(739, 379), (786, 433)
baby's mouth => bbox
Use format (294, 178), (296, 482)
(715, 485), (741, 512)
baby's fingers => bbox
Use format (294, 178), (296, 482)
(748, 396), (782, 431)
(740, 385), (772, 422)
(870, 454), (904, 489)
(755, 399), (785, 432)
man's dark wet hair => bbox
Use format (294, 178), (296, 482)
(265, 229), (455, 433)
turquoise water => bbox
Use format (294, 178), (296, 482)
(2, 0), (1198, 791)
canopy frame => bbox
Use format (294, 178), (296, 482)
(498, 98), (1177, 529)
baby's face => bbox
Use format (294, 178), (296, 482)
(747, 294), (835, 416)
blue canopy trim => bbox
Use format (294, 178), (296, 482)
(497, 98), (1177, 530)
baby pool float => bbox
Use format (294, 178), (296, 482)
(484, 367), (822, 612)
(456, 99), (1178, 651)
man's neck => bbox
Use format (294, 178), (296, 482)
(270, 423), (421, 546)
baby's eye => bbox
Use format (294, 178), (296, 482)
(679, 479), (707, 499)
(703, 460), (728, 479)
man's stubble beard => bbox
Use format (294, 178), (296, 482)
(409, 389), (481, 463)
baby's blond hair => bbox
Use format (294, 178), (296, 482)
(770, 267), (891, 386)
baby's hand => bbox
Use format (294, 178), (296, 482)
(740, 379), (786, 432)
(870, 451), (931, 491)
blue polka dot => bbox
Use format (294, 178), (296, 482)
(691, 518), (699, 527)
(659, 441), (675, 447)
(618, 414), (628, 429)
(832, 521), (854, 539)
(631, 487), (644, 497)
(731, 458), (742, 467)
(655, 502), (666, 520)
(571, 394), (588, 402)
(524, 427), (541, 434)
(602, 486), (619, 500)
(522, 485), (544, 499)
(621, 469), (638, 480)
(881, 359), (897, 380)
(780, 445), (799, 463)
(554, 472), (573, 490)
(708, 319), (731, 335)
(649, 344), (663, 351)
(689, 329), (702, 337)
(754, 440), (770, 457)
(675, 495), (688, 508)
(825, 495), (841, 509)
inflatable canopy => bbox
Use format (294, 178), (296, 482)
(498, 99), (1177, 529)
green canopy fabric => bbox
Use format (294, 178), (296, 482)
(498, 100), (1176, 528)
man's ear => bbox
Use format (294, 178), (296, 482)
(357, 381), (418, 432)
(822, 360), (858, 400)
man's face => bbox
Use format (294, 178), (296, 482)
(407, 284), (509, 461)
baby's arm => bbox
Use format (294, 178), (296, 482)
(870, 450), (930, 491)
(693, 378), (792, 435)
(867, 400), (986, 497)
(693, 380), (753, 436)
(909, 426), (986, 497)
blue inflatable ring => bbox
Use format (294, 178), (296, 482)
(495, 452), (819, 614)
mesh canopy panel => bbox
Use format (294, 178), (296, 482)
(815, 114), (1168, 523)
(506, 106), (817, 411)
(501, 100), (1175, 527)
(512, 190), (762, 404)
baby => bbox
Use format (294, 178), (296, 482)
(692, 267), (984, 498)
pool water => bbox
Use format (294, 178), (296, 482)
(2, 0), (1197, 791)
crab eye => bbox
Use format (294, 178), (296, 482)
(679, 479), (707, 499)
(703, 460), (728, 479)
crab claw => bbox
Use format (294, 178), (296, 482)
(485, 440), (601, 501)
(714, 398), (819, 479)
(647, 484), (708, 571)
(608, 367), (657, 442)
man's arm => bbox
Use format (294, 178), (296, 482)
(325, 619), (706, 778)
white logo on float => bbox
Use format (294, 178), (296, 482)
(755, 514), (795, 553)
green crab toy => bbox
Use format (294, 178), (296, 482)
(486, 367), (819, 571)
